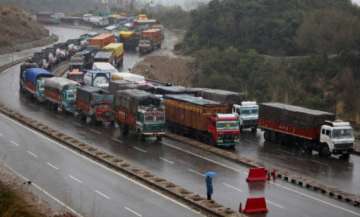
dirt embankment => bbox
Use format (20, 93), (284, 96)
(132, 29), (196, 86)
(0, 6), (52, 53)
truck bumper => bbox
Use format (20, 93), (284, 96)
(142, 132), (165, 137)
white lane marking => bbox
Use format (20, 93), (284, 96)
(222, 182), (243, 192)
(111, 138), (123, 143)
(10, 140), (19, 147)
(133, 146), (147, 153)
(267, 199), (285, 209)
(124, 206), (142, 217)
(26, 150), (38, 158)
(69, 175), (83, 184)
(310, 160), (328, 167)
(163, 141), (245, 174)
(0, 113), (207, 214)
(159, 157), (174, 165)
(274, 183), (360, 216)
(47, 162), (59, 170)
(89, 129), (101, 135)
(187, 168), (205, 177)
(95, 190), (111, 200)
(2, 162), (84, 217)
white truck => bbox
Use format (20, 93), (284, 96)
(232, 101), (259, 133)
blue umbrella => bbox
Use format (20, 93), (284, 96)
(204, 171), (217, 177)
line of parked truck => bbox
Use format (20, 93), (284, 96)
(19, 32), (355, 159)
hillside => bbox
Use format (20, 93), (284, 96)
(0, 6), (49, 48)
(0, 0), (97, 13)
(179, 0), (360, 123)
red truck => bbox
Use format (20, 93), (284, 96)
(258, 103), (354, 158)
(75, 86), (113, 125)
(164, 94), (240, 148)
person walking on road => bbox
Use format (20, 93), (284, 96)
(204, 171), (216, 200)
(206, 175), (213, 200)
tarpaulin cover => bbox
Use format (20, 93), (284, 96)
(260, 102), (335, 128)
(24, 68), (52, 84)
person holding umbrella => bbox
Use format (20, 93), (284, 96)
(204, 171), (216, 200)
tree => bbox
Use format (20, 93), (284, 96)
(295, 9), (360, 55)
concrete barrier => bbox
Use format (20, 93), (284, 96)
(0, 103), (244, 217)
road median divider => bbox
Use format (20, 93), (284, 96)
(165, 132), (360, 208)
(0, 104), (244, 217)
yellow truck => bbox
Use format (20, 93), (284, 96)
(103, 43), (124, 69)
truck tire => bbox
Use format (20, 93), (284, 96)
(122, 124), (129, 136)
(264, 131), (270, 141)
(156, 136), (162, 141)
(320, 145), (331, 157)
(340, 153), (350, 160)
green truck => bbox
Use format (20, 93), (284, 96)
(113, 89), (165, 140)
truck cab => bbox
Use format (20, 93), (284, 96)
(83, 70), (111, 89)
(320, 121), (354, 157)
(136, 107), (166, 139)
(208, 113), (240, 148)
(233, 101), (259, 132)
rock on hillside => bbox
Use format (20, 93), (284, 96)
(0, 6), (49, 48)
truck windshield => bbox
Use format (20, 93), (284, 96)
(143, 111), (165, 123)
(332, 128), (353, 139)
(65, 89), (76, 101)
(216, 121), (239, 130)
(239, 107), (258, 116)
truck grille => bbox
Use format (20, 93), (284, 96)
(334, 143), (353, 150)
(243, 119), (257, 126)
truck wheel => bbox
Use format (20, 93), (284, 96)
(320, 145), (331, 158)
(340, 153), (350, 160)
(156, 136), (162, 141)
(264, 131), (270, 141)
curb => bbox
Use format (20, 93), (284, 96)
(0, 104), (243, 217)
(165, 133), (360, 208)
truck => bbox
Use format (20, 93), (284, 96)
(89, 33), (116, 48)
(232, 101), (259, 132)
(164, 94), (240, 148)
(138, 29), (162, 54)
(67, 69), (85, 84)
(113, 89), (165, 140)
(92, 62), (118, 74)
(20, 68), (53, 102)
(93, 51), (115, 66)
(258, 103), (355, 158)
(102, 43), (124, 68)
(75, 86), (113, 125)
(44, 77), (79, 113)
(191, 88), (256, 132)
(83, 70), (111, 89)
(119, 31), (139, 51)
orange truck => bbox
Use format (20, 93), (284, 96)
(138, 28), (162, 54)
(88, 33), (115, 48)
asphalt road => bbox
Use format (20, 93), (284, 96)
(0, 113), (202, 217)
(0, 25), (359, 217)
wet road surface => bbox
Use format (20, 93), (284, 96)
(1, 63), (360, 217)
(0, 25), (359, 217)
(0, 113), (202, 217)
